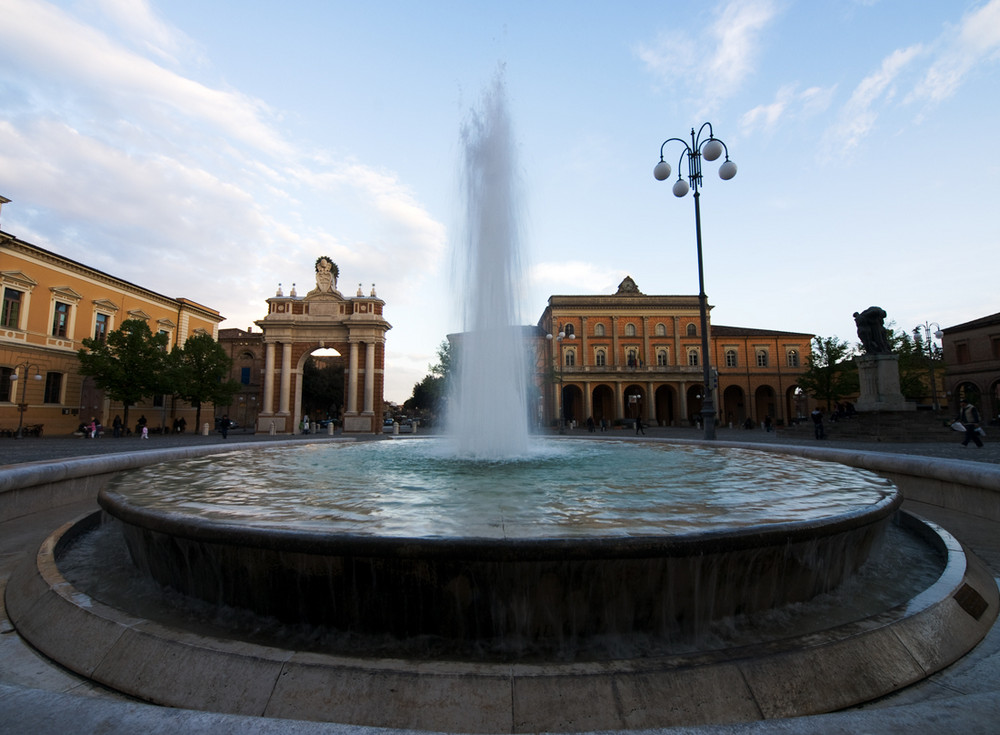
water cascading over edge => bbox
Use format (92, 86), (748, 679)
(448, 73), (531, 459)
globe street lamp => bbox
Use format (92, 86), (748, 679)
(915, 321), (943, 411)
(9, 363), (43, 439)
(654, 122), (736, 440)
(546, 329), (575, 433)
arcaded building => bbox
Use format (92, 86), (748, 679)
(941, 312), (1000, 422)
(1, 201), (224, 436)
(536, 277), (813, 428)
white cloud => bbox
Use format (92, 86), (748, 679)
(909, 0), (1000, 104)
(821, 44), (923, 154)
(636, 0), (779, 113)
(740, 84), (836, 135)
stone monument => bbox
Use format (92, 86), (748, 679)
(853, 306), (914, 412)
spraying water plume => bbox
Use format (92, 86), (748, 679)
(447, 72), (531, 459)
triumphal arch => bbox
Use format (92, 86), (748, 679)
(254, 257), (390, 434)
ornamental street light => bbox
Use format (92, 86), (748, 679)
(915, 321), (944, 411)
(654, 122), (737, 440)
(546, 329), (575, 433)
(9, 362), (43, 439)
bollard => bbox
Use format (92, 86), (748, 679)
(393, 421), (399, 435)
(201, 422), (210, 436)
(327, 422), (334, 436)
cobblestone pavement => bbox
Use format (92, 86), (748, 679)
(2, 424), (997, 467)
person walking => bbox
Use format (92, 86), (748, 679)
(811, 407), (825, 439)
(220, 414), (230, 439)
(957, 399), (984, 448)
(635, 415), (645, 435)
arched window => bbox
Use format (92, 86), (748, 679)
(657, 350), (668, 366)
(756, 350), (769, 367)
(786, 349), (799, 367)
(563, 324), (575, 337)
(565, 351), (575, 367)
(688, 349), (699, 366)
(655, 323), (667, 336)
(625, 323), (636, 337)
(627, 349), (639, 368)
(595, 349), (606, 366)
(725, 349), (738, 368)
(686, 323), (697, 336)
(594, 323), (605, 337)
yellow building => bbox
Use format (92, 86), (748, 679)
(1, 204), (224, 437)
(537, 276), (813, 428)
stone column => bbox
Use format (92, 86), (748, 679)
(364, 342), (375, 414)
(278, 342), (292, 415)
(347, 341), (359, 414)
(262, 342), (275, 415)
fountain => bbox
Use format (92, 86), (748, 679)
(5, 73), (997, 732)
(448, 72), (530, 459)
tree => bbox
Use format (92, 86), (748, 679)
(168, 333), (241, 431)
(403, 340), (452, 419)
(883, 325), (946, 402)
(796, 336), (859, 411)
(302, 356), (344, 420)
(78, 318), (169, 430)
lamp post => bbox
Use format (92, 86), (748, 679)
(9, 362), (43, 439)
(546, 329), (575, 433)
(915, 321), (943, 411)
(654, 122), (737, 440)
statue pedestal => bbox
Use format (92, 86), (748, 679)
(854, 354), (915, 412)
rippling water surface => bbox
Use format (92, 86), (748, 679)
(108, 438), (894, 538)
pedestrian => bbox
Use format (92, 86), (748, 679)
(141, 425), (149, 439)
(764, 415), (773, 433)
(220, 414), (230, 439)
(957, 399), (984, 448)
(587, 416), (595, 432)
(811, 407), (825, 439)
(112, 415), (122, 438)
(88, 418), (97, 439)
(635, 415), (645, 435)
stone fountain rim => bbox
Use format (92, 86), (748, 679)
(6, 506), (996, 733)
(97, 486), (902, 561)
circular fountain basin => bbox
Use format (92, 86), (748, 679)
(99, 439), (900, 655)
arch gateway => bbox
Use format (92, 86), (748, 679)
(255, 257), (391, 434)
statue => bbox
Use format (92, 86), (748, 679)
(853, 306), (891, 354)
(314, 256), (339, 294)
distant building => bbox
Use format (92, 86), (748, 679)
(535, 277), (813, 428)
(941, 312), (1000, 422)
(216, 327), (264, 431)
(1, 200), (225, 436)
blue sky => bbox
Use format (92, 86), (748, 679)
(2, 0), (998, 402)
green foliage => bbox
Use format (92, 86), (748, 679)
(302, 357), (344, 419)
(404, 340), (452, 417)
(168, 333), (241, 429)
(795, 336), (859, 411)
(78, 319), (170, 427)
(886, 324), (946, 402)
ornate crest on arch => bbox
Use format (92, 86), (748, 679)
(308, 256), (341, 298)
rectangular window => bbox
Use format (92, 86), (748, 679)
(94, 313), (109, 341)
(52, 301), (70, 337)
(241, 366), (252, 384)
(956, 343), (970, 364)
(2, 288), (23, 328)
(1, 366), (13, 401)
(43, 372), (63, 403)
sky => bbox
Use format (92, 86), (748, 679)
(2, 0), (998, 403)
